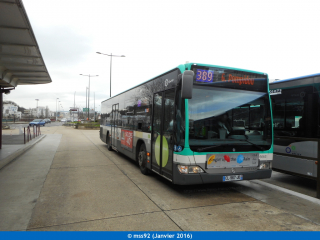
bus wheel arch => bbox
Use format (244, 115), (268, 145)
(136, 140), (145, 162)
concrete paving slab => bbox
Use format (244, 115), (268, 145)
(234, 180), (320, 225)
(95, 144), (139, 166)
(51, 149), (114, 168)
(165, 201), (320, 231)
(2, 128), (20, 135)
(59, 135), (92, 143)
(2, 135), (24, 144)
(27, 165), (161, 229)
(0, 134), (61, 231)
(57, 142), (98, 152)
(2, 126), (319, 231)
(29, 212), (181, 231)
(261, 171), (317, 198)
(101, 151), (256, 211)
(81, 130), (103, 143)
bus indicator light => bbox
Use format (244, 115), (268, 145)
(178, 165), (188, 174)
(178, 165), (204, 174)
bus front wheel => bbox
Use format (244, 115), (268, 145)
(138, 144), (149, 175)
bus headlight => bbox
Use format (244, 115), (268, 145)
(177, 165), (204, 174)
(259, 162), (271, 169)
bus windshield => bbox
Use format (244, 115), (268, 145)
(188, 86), (272, 152)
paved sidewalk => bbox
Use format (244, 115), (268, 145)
(0, 135), (45, 170)
(0, 134), (61, 230)
(0, 124), (58, 169)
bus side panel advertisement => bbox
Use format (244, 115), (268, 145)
(121, 130), (133, 151)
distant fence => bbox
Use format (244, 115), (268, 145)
(2, 118), (15, 122)
(20, 118), (56, 122)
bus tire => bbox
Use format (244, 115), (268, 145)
(138, 144), (149, 175)
(106, 133), (112, 151)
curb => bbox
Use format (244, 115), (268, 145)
(0, 135), (47, 170)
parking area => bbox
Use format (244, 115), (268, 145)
(1, 126), (320, 231)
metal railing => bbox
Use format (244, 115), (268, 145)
(24, 125), (41, 144)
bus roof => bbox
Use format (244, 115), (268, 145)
(270, 73), (320, 85)
(102, 63), (267, 103)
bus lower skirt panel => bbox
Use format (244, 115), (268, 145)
(273, 154), (317, 178)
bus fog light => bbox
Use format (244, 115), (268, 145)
(177, 165), (188, 174)
(189, 166), (204, 173)
(259, 162), (270, 169)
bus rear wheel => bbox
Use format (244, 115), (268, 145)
(138, 144), (149, 175)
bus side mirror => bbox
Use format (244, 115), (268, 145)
(181, 70), (194, 99)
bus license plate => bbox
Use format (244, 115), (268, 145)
(223, 175), (243, 182)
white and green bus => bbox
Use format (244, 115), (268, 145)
(270, 73), (320, 180)
(100, 63), (273, 185)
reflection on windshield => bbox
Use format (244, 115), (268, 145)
(188, 86), (272, 152)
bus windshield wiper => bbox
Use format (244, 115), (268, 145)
(197, 144), (230, 152)
(196, 140), (264, 152)
(238, 139), (265, 151)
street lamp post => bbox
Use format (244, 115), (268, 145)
(58, 101), (61, 120)
(86, 87), (88, 113)
(80, 74), (99, 121)
(94, 92), (95, 122)
(73, 91), (76, 122)
(96, 52), (125, 98)
(56, 98), (59, 121)
(35, 99), (39, 117)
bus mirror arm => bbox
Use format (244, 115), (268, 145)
(181, 70), (194, 99)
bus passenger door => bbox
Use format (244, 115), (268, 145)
(111, 104), (119, 149)
(152, 89), (175, 180)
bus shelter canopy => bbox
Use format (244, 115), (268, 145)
(0, 0), (52, 88)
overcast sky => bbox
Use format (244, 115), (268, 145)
(5, 0), (320, 113)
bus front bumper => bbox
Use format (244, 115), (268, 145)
(172, 167), (272, 185)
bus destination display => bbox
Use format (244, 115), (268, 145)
(196, 69), (214, 83)
(193, 67), (268, 92)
